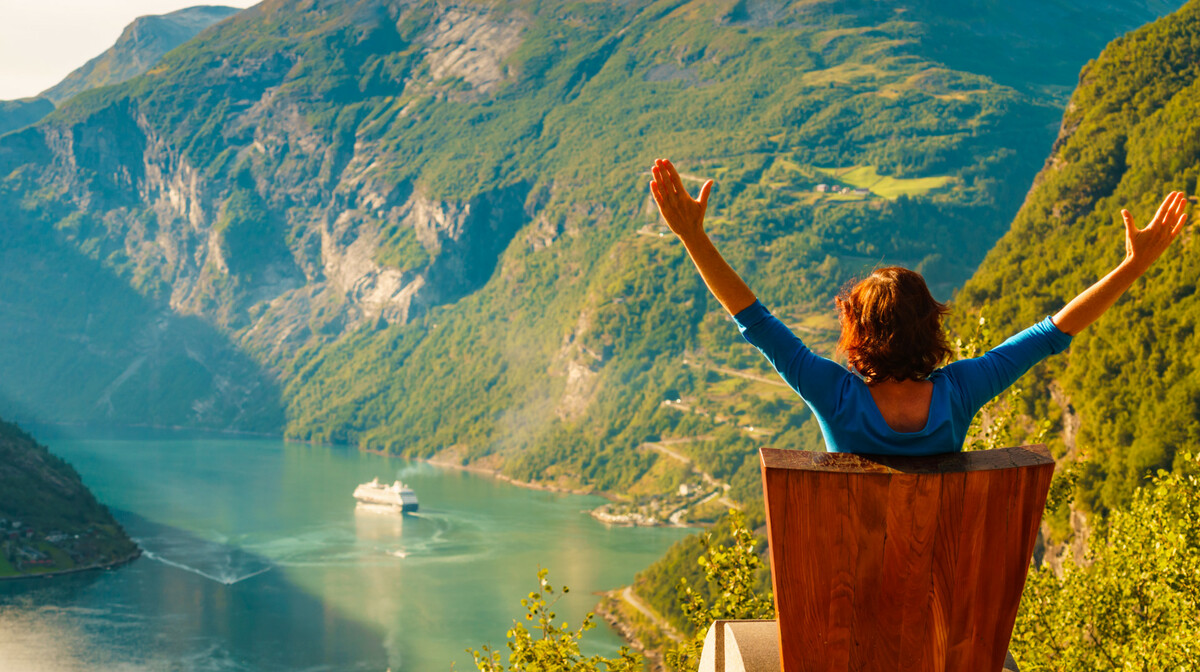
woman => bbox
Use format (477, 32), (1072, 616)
(648, 158), (1191, 455)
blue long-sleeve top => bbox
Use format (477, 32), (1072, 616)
(733, 300), (1073, 455)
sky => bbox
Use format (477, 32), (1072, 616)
(0, 0), (260, 100)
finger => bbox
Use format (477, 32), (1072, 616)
(655, 159), (673, 195)
(652, 166), (670, 200)
(651, 181), (676, 219)
(1172, 212), (1189, 237)
(1152, 192), (1178, 226)
(1171, 192), (1189, 219)
(663, 159), (685, 196)
(699, 180), (713, 212)
(1122, 209), (1136, 236)
(658, 165), (679, 203)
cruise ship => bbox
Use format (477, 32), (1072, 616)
(353, 478), (419, 514)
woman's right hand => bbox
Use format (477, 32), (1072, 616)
(649, 158), (713, 240)
(1052, 191), (1191, 336)
(1122, 191), (1190, 272)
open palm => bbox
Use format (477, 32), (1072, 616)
(649, 158), (713, 238)
(1123, 191), (1190, 269)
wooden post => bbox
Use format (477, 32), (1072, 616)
(760, 446), (1055, 672)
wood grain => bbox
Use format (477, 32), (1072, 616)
(761, 446), (1054, 672)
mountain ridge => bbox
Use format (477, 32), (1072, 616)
(41, 5), (243, 105)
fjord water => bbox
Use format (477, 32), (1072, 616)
(0, 429), (691, 671)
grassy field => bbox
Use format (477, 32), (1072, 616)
(816, 165), (954, 199)
(801, 61), (887, 86)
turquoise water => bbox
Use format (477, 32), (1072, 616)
(0, 429), (692, 671)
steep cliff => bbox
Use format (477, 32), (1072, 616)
(953, 0), (1200, 513)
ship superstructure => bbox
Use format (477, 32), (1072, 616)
(354, 478), (419, 513)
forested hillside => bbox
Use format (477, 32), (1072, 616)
(953, 0), (1200, 515)
(0, 419), (138, 577)
(0, 0), (1173, 497)
(0, 98), (54, 136)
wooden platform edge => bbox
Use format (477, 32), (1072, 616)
(759, 445), (1053, 475)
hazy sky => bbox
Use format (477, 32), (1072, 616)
(0, 0), (260, 100)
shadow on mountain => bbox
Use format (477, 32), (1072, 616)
(0, 509), (389, 671)
(907, 0), (1176, 92)
(0, 225), (283, 433)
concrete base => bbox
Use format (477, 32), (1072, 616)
(697, 619), (1021, 672)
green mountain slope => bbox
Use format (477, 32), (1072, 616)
(0, 7), (241, 139)
(0, 98), (54, 136)
(0, 419), (138, 577)
(953, 0), (1200, 514)
(0, 0), (1175, 495)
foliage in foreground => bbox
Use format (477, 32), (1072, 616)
(1013, 456), (1200, 670)
(468, 567), (642, 672)
(665, 510), (775, 671)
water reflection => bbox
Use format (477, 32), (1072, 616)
(0, 512), (389, 671)
(354, 507), (405, 543)
(0, 431), (693, 670)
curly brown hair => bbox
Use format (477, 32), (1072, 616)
(835, 266), (952, 383)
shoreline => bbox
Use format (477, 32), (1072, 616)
(376, 449), (708, 528)
(32, 423), (698, 529)
(0, 548), (143, 582)
(21, 420), (281, 440)
(427, 458), (607, 498)
(377, 447), (610, 499)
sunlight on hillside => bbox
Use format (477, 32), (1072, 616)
(815, 165), (955, 199)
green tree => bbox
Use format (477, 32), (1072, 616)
(1012, 455), (1200, 670)
(469, 567), (643, 672)
(666, 510), (775, 671)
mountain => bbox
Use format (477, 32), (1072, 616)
(0, 98), (54, 136)
(0, 0), (1176, 495)
(0, 6), (241, 139)
(40, 6), (243, 105)
(953, 0), (1200, 515)
(0, 418), (138, 577)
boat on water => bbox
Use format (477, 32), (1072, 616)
(354, 478), (419, 514)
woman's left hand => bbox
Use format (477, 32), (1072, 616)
(649, 158), (713, 239)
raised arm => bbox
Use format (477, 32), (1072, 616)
(649, 158), (756, 316)
(1052, 191), (1191, 336)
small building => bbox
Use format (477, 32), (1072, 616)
(815, 183), (828, 193)
(853, 187), (870, 195)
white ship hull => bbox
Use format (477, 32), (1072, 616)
(353, 478), (419, 514)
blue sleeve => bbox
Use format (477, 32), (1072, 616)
(942, 316), (1073, 416)
(732, 300), (848, 413)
